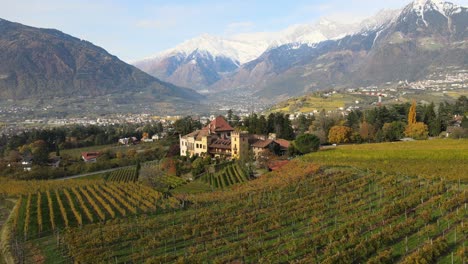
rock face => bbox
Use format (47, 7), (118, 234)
(0, 18), (202, 101)
(136, 49), (240, 90)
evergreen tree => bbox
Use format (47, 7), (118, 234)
(462, 116), (468, 129)
(346, 110), (362, 130)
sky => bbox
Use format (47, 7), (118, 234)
(0, 0), (467, 62)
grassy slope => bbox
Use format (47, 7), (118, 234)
(306, 139), (468, 181)
(59, 141), (162, 159)
(267, 93), (362, 113)
(266, 90), (466, 114)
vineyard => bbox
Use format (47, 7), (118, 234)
(54, 160), (466, 263)
(106, 166), (138, 182)
(199, 163), (250, 189)
(11, 182), (179, 240)
(1, 140), (467, 263)
(159, 175), (187, 189)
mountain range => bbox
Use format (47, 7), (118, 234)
(134, 0), (467, 101)
(0, 18), (202, 103)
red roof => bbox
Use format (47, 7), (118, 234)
(81, 152), (100, 160)
(274, 139), (290, 149)
(183, 129), (210, 140)
(251, 139), (275, 148)
(209, 139), (231, 150)
(204, 116), (234, 133)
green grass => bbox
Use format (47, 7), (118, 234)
(71, 173), (108, 181)
(23, 236), (71, 264)
(59, 141), (162, 159)
(171, 181), (212, 194)
(305, 138), (468, 181)
(267, 93), (362, 113)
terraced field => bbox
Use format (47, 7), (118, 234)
(106, 167), (138, 182)
(11, 183), (178, 239)
(199, 163), (250, 189)
(59, 161), (465, 263)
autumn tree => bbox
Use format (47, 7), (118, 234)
(405, 121), (429, 139)
(328, 126), (353, 144)
(359, 121), (375, 142)
(405, 100), (428, 139)
(407, 100), (417, 125)
(126, 149), (137, 159)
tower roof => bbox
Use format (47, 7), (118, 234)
(203, 116), (234, 133)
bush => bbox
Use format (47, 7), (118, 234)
(449, 127), (468, 139)
(328, 126), (353, 144)
(404, 122), (429, 140)
(291, 134), (320, 155)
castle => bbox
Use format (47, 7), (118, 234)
(180, 116), (289, 161)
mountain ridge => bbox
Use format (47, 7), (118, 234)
(211, 0), (467, 99)
(133, 16), (371, 90)
(134, 0), (466, 100)
(0, 18), (203, 103)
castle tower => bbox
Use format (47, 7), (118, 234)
(231, 131), (250, 161)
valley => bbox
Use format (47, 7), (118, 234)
(1, 139), (466, 263)
(0, 0), (467, 263)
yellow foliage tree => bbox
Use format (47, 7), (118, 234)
(328, 126), (353, 144)
(405, 100), (428, 139)
(404, 122), (429, 139)
(407, 100), (417, 125)
(359, 121), (375, 142)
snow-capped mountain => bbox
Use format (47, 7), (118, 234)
(134, 18), (365, 90)
(134, 0), (466, 95)
(266, 18), (361, 49)
(144, 34), (266, 65)
(211, 0), (467, 99)
(358, 9), (402, 33)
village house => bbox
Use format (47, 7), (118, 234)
(180, 116), (290, 161)
(118, 137), (138, 145)
(21, 156), (33, 171)
(81, 152), (100, 163)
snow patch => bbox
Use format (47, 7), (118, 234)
(410, 0), (465, 19)
(135, 1), (466, 66)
